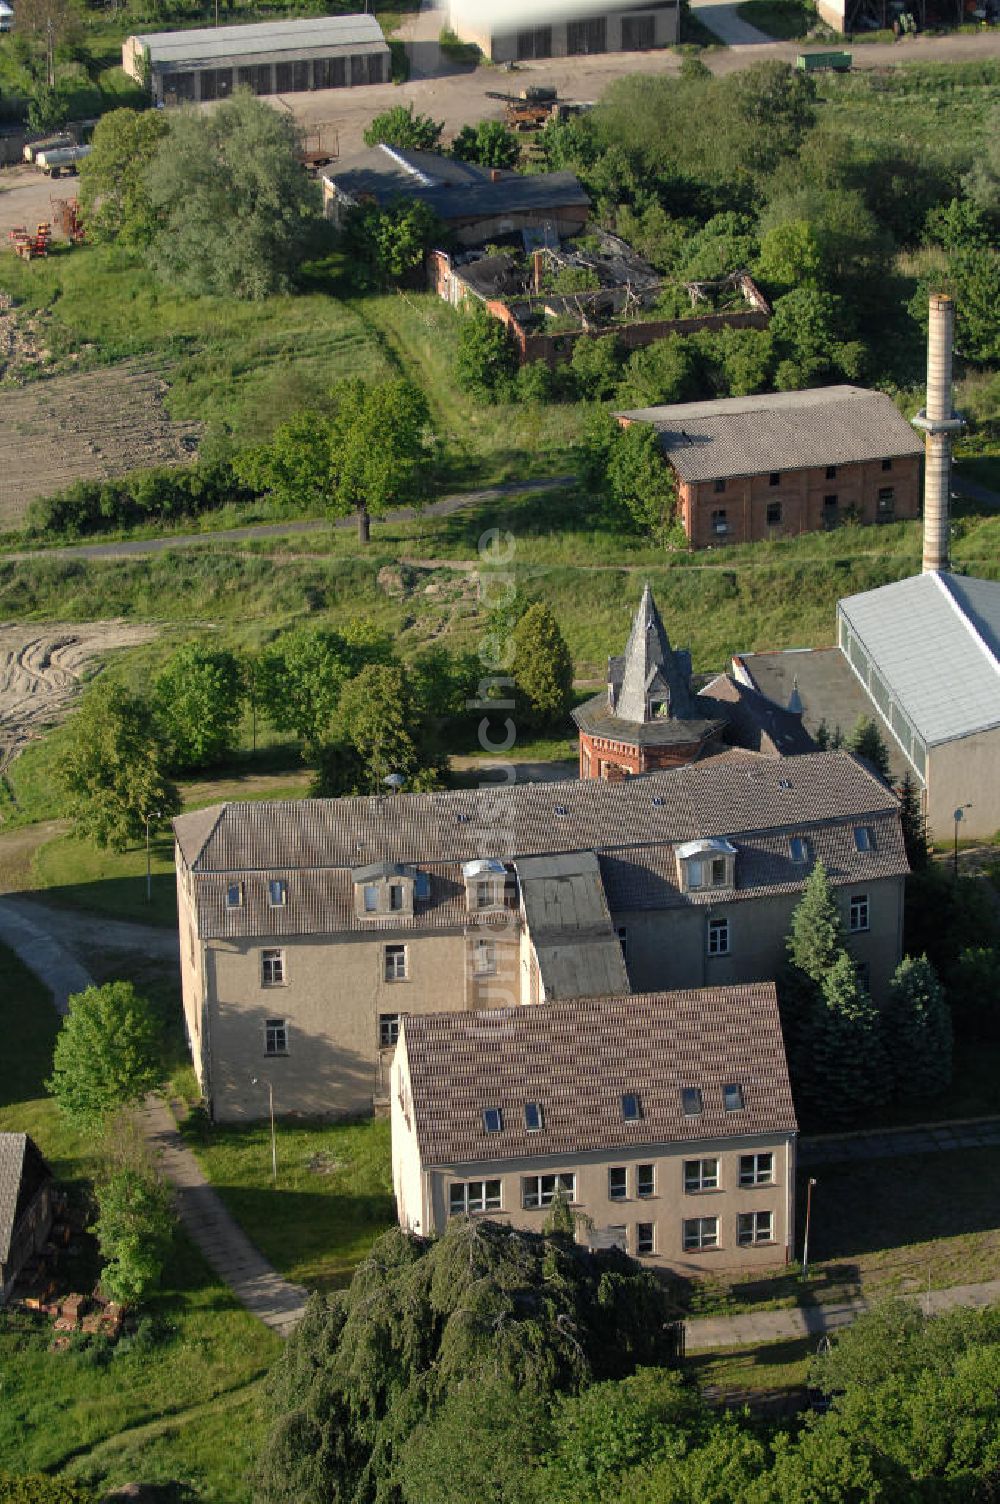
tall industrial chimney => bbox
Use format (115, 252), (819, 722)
(912, 293), (963, 574)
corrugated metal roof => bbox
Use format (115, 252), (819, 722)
(174, 753), (908, 941)
(838, 571), (1000, 746)
(618, 386), (923, 483)
(326, 147), (589, 220)
(132, 14), (387, 65)
(401, 985), (797, 1167)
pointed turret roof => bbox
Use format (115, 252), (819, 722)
(611, 584), (695, 723)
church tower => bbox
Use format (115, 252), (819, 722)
(572, 585), (726, 780)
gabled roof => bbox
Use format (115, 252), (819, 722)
(701, 672), (816, 757)
(838, 571), (1000, 746)
(618, 386), (923, 483)
(0, 1133), (51, 1265)
(400, 985), (797, 1167)
(132, 14), (387, 64)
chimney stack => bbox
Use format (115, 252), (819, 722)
(912, 293), (963, 574)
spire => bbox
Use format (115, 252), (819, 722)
(787, 676), (803, 716)
(611, 584), (695, 724)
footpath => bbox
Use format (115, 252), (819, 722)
(0, 896), (309, 1337)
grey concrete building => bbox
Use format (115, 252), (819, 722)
(446, 0), (678, 61)
(173, 751), (908, 1122)
(392, 985), (798, 1273)
(123, 15), (389, 107)
(0, 1133), (53, 1306)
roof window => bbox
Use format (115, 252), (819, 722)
(554, 804), (568, 817)
(524, 1102), (544, 1132)
(789, 836), (810, 864)
(483, 1108), (504, 1134)
(681, 1087), (703, 1117)
(621, 1092), (643, 1122)
(723, 1083), (746, 1112)
(226, 882), (243, 909)
(854, 825), (876, 853)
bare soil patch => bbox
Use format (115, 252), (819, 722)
(0, 357), (201, 523)
(0, 618), (157, 772)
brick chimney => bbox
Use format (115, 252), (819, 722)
(912, 293), (964, 574)
(489, 168), (502, 183)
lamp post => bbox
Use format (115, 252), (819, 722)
(251, 1075), (277, 1186)
(953, 804), (971, 877)
(143, 809), (162, 904)
(384, 773), (405, 795)
(801, 1177), (818, 1278)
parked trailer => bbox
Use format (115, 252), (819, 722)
(23, 133), (74, 163)
(795, 50), (852, 71)
(35, 144), (91, 177)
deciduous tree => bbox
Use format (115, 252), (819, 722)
(79, 107), (168, 247)
(93, 1147), (174, 1308)
(363, 103), (443, 151)
(606, 422), (678, 540)
(55, 679), (180, 852)
(454, 304), (518, 403)
(451, 119), (519, 169)
(257, 627), (354, 754)
(47, 981), (163, 1126)
(147, 91), (319, 299)
(329, 378), (434, 542)
(233, 410), (331, 513)
(153, 644), (244, 772)
(342, 197), (444, 289)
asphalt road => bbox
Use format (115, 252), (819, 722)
(0, 475), (575, 563)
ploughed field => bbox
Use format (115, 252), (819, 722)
(0, 354), (200, 522)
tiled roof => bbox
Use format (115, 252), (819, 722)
(0, 1133), (50, 1265)
(175, 753), (908, 940)
(838, 571), (1000, 746)
(618, 387), (923, 483)
(701, 672), (816, 757)
(400, 985), (797, 1167)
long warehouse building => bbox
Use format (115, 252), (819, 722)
(123, 14), (390, 106)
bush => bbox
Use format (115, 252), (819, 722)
(0, 1477), (97, 1504)
(455, 305), (519, 402)
(26, 460), (252, 541)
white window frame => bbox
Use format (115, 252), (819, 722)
(636, 1221), (655, 1256)
(363, 883), (379, 913)
(608, 1166), (627, 1201)
(379, 1012), (401, 1049)
(474, 879), (498, 910)
(384, 944), (408, 982)
(723, 1083), (746, 1113)
(854, 825), (875, 853)
(524, 1101), (544, 1132)
(483, 1107), (504, 1133)
(473, 938), (497, 976)
(707, 917), (730, 956)
(684, 1158), (719, 1193)
(637, 1163), (655, 1198)
(849, 892), (870, 933)
(261, 948), (285, 987)
(737, 1209), (774, 1246)
(683, 1216), (719, 1251)
(738, 1152), (774, 1187)
(522, 1172), (575, 1209)
(264, 1017), (287, 1055)
(268, 879), (287, 909)
(681, 1086), (703, 1118)
(449, 1179), (502, 1216)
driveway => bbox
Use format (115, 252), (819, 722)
(688, 0), (773, 45)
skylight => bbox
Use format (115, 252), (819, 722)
(483, 1108), (504, 1133)
(621, 1092), (643, 1122)
(681, 1087), (703, 1117)
(723, 1083), (746, 1112)
(413, 872), (431, 901)
(789, 836), (810, 864)
(854, 825), (875, 853)
(524, 1102), (544, 1132)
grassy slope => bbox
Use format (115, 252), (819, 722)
(0, 944), (280, 1498)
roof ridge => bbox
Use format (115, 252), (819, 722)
(932, 570), (1000, 675)
(189, 803), (230, 872)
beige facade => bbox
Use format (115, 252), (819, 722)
(447, 3), (677, 60)
(926, 730), (1000, 844)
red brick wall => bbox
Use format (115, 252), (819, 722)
(579, 730), (710, 779)
(680, 455), (921, 549)
(521, 309), (770, 371)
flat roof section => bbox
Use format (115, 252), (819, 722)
(131, 14), (386, 66)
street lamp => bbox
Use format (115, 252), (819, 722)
(250, 1076), (277, 1186)
(384, 773), (405, 794)
(143, 809), (162, 904)
(953, 804), (972, 877)
(801, 1177), (818, 1278)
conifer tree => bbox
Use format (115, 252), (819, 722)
(845, 715), (892, 783)
(808, 952), (889, 1122)
(511, 604), (574, 731)
(884, 955), (952, 1099)
(786, 860), (845, 982)
(898, 770), (929, 870)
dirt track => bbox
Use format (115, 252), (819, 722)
(0, 357), (200, 524)
(0, 619), (157, 773)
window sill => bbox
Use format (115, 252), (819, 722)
(264, 1052), (288, 1059)
(684, 1187), (722, 1196)
(261, 982), (287, 989)
(738, 1240), (776, 1249)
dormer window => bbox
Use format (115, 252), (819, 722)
(463, 858), (508, 913)
(854, 825), (875, 853)
(352, 862), (416, 919)
(268, 880), (287, 908)
(226, 882), (243, 909)
(676, 839), (736, 894)
(789, 836), (810, 864)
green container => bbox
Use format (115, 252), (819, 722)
(795, 50), (853, 71)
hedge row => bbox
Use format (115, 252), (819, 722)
(25, 460), (257, 540)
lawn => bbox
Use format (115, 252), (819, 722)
(736, 0), (821, 38)
(686, 1145), (1000, 1318)
(183, 1116), (395, 1292)
(684, 1335), (814, 1396)
(0, 943), (281, 1500)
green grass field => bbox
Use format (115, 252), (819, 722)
(183, 1116), (395, 1291)
(736, 0), (821, 38)
(0, 944), (280, 1499)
